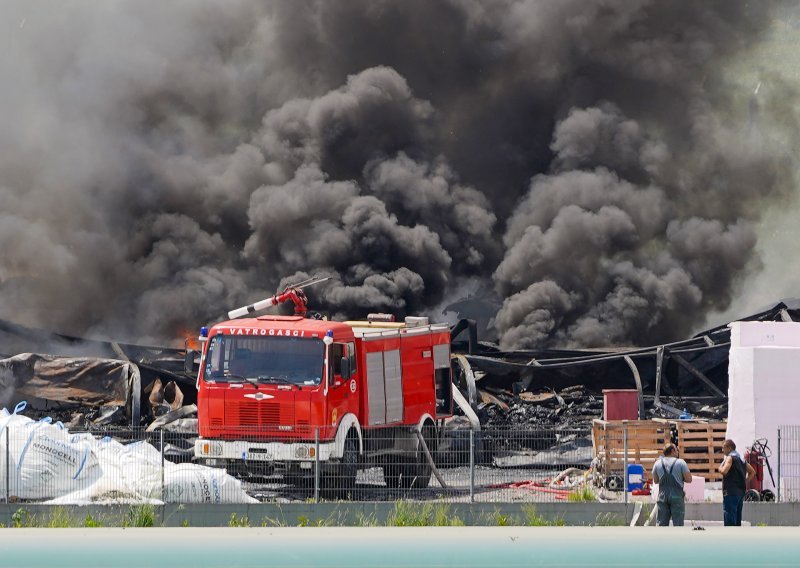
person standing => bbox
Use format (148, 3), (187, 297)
(652, 443), (692, 526)
(719, 439), (756, 526)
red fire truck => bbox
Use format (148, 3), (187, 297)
(193, 282), (453, 489)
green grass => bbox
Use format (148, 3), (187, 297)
(84, 513), (103, 528)
(567, 486), (597, 503)
(594, 512), (625, 526)
(386, 501), (464, 527)
(10, 508), (36, 528)
(521, 506), (565, 527)
(479, 506), (565, 527)
(123, 505), (156, 528)
(354, 511), (379, 527)
(228, 513), (251, 527)
(46, 507), (73, 528)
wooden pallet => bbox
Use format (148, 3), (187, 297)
(674, 421), (727, 481)
(592, 419), (669, 480)
(652, 419), (727, 481)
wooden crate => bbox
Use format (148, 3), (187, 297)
(674, 421), (727, 482)
(652, 419), (727, 481)
(592, 419), (669, 480)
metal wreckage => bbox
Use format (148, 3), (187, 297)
(1, 301), (798, 470)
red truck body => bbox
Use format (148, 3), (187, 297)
(194, 308), (452, 489)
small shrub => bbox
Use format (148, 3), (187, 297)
(494, 511), (512, 526)
(11, 508), (34, 528)
(229, 513), (251, 527)
(84, 514), (103, 528)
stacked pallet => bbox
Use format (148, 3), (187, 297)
(592, 419), (669, 480)
(673, 421), (727, 482)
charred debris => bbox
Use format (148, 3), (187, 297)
(1, 300), (799, 437)
(450, 301), (800, 432)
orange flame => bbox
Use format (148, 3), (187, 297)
(179, 327), (201, 351)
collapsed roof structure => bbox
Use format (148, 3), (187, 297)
(450, 301), (800, 427)
(1, 300), (799, 432)
(0, 319), (195, 429)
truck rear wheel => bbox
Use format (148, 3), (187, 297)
(384, 425), (435, 490)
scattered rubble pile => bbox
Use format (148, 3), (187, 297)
(0, 318), (196, 433)
(452, 301), (800, 432)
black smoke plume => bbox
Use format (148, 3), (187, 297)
(0, 1), (796, 348)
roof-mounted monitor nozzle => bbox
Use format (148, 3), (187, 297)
(227, 276), (330, 320)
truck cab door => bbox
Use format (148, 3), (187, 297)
(327, 342), (358, 430)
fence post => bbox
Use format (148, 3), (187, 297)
(5, 427), (9, 503)
(160, 429), (165, 502)
(777, 428), (781, 503)
(469, 429), (475, 503)
(314, 428), (320, 504)
(623, 424), (628, 517)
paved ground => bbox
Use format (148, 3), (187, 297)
(243, 465), (729, 504)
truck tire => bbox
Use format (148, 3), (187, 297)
(339, 433), (359, 494)
(384, 425), (435, 490)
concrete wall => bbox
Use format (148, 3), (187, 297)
(728, 321), (800, 494)
(2, 502), (800, 527)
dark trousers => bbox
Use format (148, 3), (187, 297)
(657, 496), (685, 526)
(723, 494), (744, 526)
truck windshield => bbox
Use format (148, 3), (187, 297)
(203, 335), (324, 386)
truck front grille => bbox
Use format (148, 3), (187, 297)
(225, 400), (294, 428)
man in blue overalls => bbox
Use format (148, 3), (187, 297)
(652, 443), (692, 526)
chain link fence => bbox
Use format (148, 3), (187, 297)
(778, 426), (800, 502)
(13, 419), (800, 505)
(1, 419), (636, 504)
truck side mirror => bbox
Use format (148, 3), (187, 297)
(340, 356), (351, 380)
(184, 349), (196, 376)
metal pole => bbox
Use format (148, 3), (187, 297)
(623, 425), (628, 517)
(160, 429), (165, 502)
(777, 428), (781, 503)
(5, 427), (9, 503)
(469, 430), (475, 503)
(314, 428), (320, 503)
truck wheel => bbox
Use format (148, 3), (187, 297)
(385, 426), (435, 490)
(339, 433), (359, 496)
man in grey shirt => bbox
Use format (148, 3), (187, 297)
(652, 443), (692, 526)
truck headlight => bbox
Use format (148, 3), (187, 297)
(294, 446), (309, 458)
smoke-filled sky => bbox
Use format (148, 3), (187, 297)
(0, 1), (798, 349)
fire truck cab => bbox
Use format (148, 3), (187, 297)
(194, 295), (453, 490)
